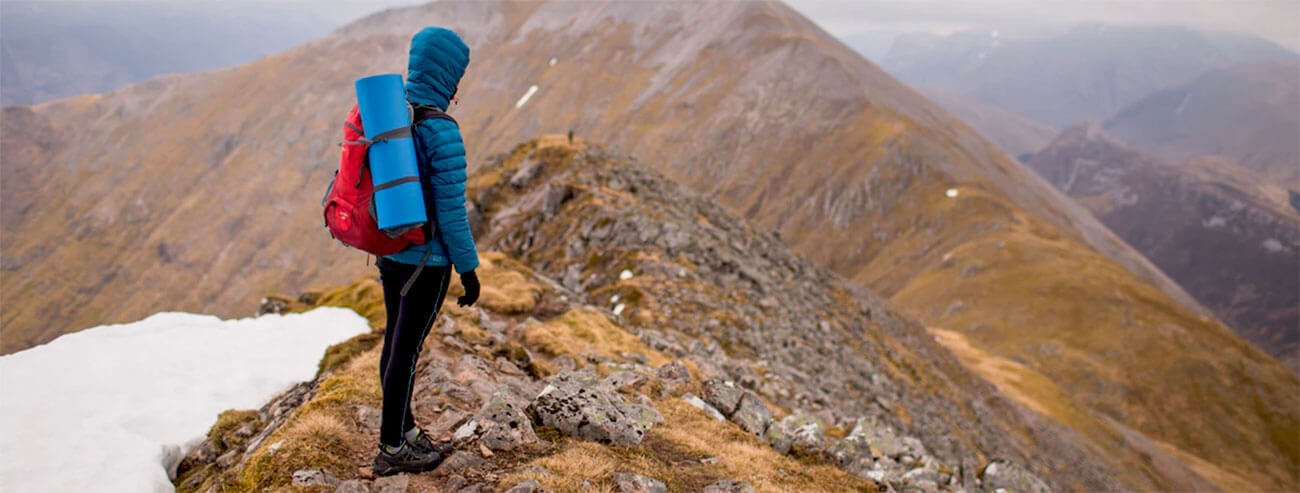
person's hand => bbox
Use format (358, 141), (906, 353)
(457, 270), (479, 307)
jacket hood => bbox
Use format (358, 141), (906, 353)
(405, 27), (469, 109)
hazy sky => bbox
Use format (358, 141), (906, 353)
(315, 0), (1299, 50)
(22, 0), (1300, 50)
(787, 0), (1300, 50)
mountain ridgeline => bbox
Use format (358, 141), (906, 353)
(2, 1), (1296, 491)
(1029, 123), (1300, 372)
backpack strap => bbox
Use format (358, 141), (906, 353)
(399, 248), (434, 297)
(411, 104), (458, 127)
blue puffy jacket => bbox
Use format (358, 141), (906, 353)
(384, 27), (479, 274)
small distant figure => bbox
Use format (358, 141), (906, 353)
(568, 129), (574, 144)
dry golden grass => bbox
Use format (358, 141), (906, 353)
(501, 398), (878, 493)
(233, 346), (383, 491)
(896, 229), (1300, 492)
(466, 252), (545, 314)
(522, 307), (671, 368)
(502, 398), (877, 493)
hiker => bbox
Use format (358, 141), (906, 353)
(372, 26), (481, 476)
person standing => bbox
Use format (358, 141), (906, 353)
(372, 26), (481, 476)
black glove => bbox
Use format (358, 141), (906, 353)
(457, 270), (479, 307)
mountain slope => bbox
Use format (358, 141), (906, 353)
(920, 89), (1058, 158)
(1029, 123), (1300, 372)
(882, 24), (1298, 127)
(3, 1), (1296, 490)
(1104, 60), (1300, 183)
(177, 138), (1121, 492)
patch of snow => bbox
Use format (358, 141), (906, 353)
(515, 85), (539, 109)
(548, 57), (557, 66)
(0, 307), (369, 492)
(946, 188), (959, 198)
(1202, 215), (1227, 229)
(610, 294), (621, 304)
(619, 269), (634, 280)
(613, 303), (626, 316)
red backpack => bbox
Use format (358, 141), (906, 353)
(321, 103), (455, 256)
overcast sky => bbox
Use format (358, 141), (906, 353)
(20, 0), (1300, 50)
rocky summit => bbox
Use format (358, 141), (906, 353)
(175, 138), (1115, 492)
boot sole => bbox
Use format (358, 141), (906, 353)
(373, 454), (446, 476)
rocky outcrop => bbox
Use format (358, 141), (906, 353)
(527, 370), (658, 446)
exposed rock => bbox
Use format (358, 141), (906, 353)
(601, 370), (647, 391)
(551, 354), (578, 372)
(653, 360), (690, 384)
(446, 475), (468, 490)
(701, 379), (744, 416)
(354, 405), (382, 433)
(613, 472), (667, 493)
(781, 412), (830, 456)
(291, 468), (339, 487)
(730, 392), (772, 436)
(434, 451), (486, 475)
(981, 459), (1051, 493)
(504, 479), (543, 493)
(510, 158), (545, 188)
(634, 394), (665, 424)
(473, 391), (540, 451)
(373, 473), (409, 493)
(762, 418), (795, 454)
(681, 392), (726, 422)
(701, 480), (756, 493)
(528, 370), (657, 446)
(334, 479), (370, 493)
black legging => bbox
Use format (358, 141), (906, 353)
(377, 258), (452, 447)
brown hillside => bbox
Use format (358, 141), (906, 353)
(1029, 122), (1300, 372)
(2, 1), (1296, 491)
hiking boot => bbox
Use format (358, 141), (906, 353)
(405, 427), (454, 456)
(373, 442), (446, 476)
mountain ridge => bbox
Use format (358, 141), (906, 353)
(1029, 121), (1300, 372)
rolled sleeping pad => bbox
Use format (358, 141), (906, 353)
(355, 73), (426, 232)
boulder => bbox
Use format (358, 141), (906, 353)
(981, 459), (1051, 493)
(373, 473), (408, 493)
(333, 480), (369, 493)
(291, 468), (339, 487)
(433, 451), (486, 475)
(600, 370), (647, 391)
(503, 479), (542, 493)
(730, 392), (772, 436)
(528, 370), (657, 446)
(762, 418), (794, 454)
(782, 412), (830, 456)
(681, 392), (726, 422)
(653, 360), (690, 384)
(701, 379), (744, 415)
(473, 391), (539, 451)
(613, 472), (667, 493)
